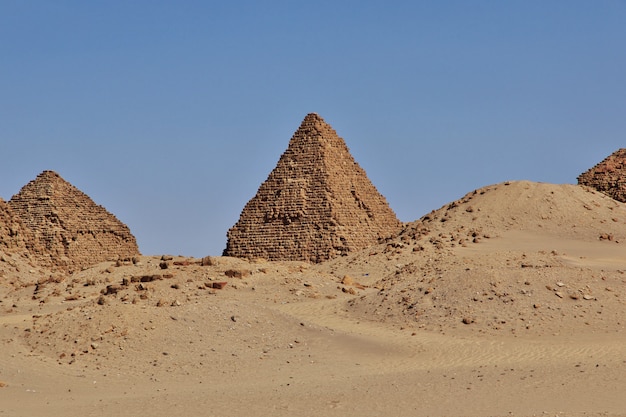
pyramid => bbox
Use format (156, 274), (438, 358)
(224, 113), (401, 263)
(9, 171), (140, 270)
(578, 148), (626, 202)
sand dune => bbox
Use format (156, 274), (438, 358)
(2, 181), (626, 416)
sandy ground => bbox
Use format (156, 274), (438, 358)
(2, 181), (626, 417)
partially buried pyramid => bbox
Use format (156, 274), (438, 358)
(224, 113), (401, 263)
(578, 148), (626, 202)
(9, 171), (140, 270)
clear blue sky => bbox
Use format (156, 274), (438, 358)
(2, 1), (625, 257)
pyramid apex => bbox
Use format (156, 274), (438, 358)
(32, 170), (65, 185)
(290, 113), (343, 146)
(38, 170), (61, 178)
(303, 112), (322, 121)
(298, 112), (330, 129)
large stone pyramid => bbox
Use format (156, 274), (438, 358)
(9, 171), (140, 270)
(224, 113), (401, 263)
(578, 148), (626, 202)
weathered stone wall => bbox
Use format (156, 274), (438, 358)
(9, 171), (140, 271)
(1, 199), (29, 279)
(0, 198), (31, 252)
(578, 148), (626, 202)
(224, 113), (401, 262)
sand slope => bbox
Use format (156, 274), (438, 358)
(2, 181), (626, 417)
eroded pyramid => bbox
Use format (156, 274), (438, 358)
(578, 148), (626, 202)
(9, 171), (140, 270)
(224, 113), (401, 262)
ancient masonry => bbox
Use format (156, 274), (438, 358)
(578, 148), (626, 202)
(8, 171), (139, 270)
(0, 198), (31, 253)
(224, 113), (401, 263)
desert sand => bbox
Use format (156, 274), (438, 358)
(2, 181), (626, 417)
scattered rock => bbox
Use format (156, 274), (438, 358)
(224, 269), (250, 279)
(103, 285), (123, 295)
(341, 275), (355, 285)
(143, 274), (163, 282)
